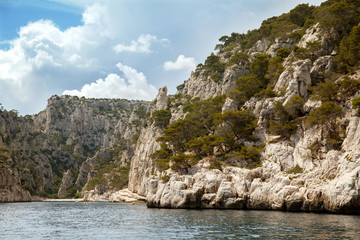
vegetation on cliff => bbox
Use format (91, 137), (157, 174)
(0, 96), (150, 199)
(150, 0), (360, 175)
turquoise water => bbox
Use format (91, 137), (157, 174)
(0, 202), (359, 239)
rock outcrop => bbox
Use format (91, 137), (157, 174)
(0, 168), (31, 202)
(57, 170), (74, 198)
(155, 86), (168, 110)
(83, 188), (146, 202)
(266, 37), (297, 58)
(248, 38), (271, 55)
(181, 62), (250, 100)
(275, 59), (312, 98)
(128, 125), (163, 196)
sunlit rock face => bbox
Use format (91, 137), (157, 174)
(128, 16), (360, 213)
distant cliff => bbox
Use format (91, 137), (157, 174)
(0, 96), (150, 201)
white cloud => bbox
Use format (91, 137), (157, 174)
(0, 2), (145, 114)
(0, 1), (169, 114)
(113, 34), (169, 54)
(62, 63), (157, 100)
(163, 55), (196, 72)
(82, 3), (108, 25)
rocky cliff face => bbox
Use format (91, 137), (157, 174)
(144, 115), (360, 213)
(132, 84), (360, 214)
(129, 88), (168, 195)
(127, 9), (360, 213)
(0, 168), (31, 202)
(0, 95), (150, 201)
(181, 60), (250, 101)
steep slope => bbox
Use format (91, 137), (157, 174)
(0, 95), (150, 201)
(128, 0), (360, 213)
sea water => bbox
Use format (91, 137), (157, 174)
(0, 202), (359, 239)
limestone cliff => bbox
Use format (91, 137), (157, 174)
(0, 95), (150, 201)
(128, 2), (360, 213)
(0, 168), (31, 202)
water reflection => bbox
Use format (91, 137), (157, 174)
(0, 202), (359, 239)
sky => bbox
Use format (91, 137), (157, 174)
(0, 0), (325, 115)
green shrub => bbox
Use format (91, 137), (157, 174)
(276, 48), (291, 60)
(110, 163), (130, 189)
(228, 76), (262, 104)
(310, 79), (339, 102)
(132, 132), (140, 144)
(272, 102), (291, 124)
(170, 153), (192, 172)
(210, 72), (222, 83)
(64, 186), (78, 198)
(254, 89), (277, 99)
(250, 54), (270, 87)
(0, 155), (8, 163)
(86, 175), (105, 191)
(338, 77), (360, 100)
(267, 101), (302, 138)
(216, 110), (257, 144)
(224, 145), (262, 169)
(227, 52), (249, 66)
(284, 96), (305, 118)
(203, 53), (226, 75)
(153, 158), (170, 172)
(305, 101), (345, 133)
(286, 164), (303, 174)
(352, 96), (360, 116)
(336, 25), (360, 72)
(211, 62), (226, 74)
(0, 148), (9, 164)
(159, 118), (202, 154)
(134, 105), (147, 118)
(268, 120), (298, 138)
(326, 136), (343, 150)
(186, 135), (224, 156)
(266, 48), (290, 88)
(160, 174), (171, 183)
(293, 41), (322, 61)
(209, 158), (222, 170)
(215, 32), (245, 52)
(205, 53), (220, 67)
(308, 141), (322, 158)
(152, 110), (172, 128)
(0, 147), (9, 153)
(150, 144), (172, 171)
(74, 192), (83, 199)
(183, 96), (225, 135)
(316, 0), (360, 41)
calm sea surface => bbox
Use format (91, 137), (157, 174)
(0, 202), (359, 239)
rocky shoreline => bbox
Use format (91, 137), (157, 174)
(34, 188), (146, 203)
(144, 163), (360, 214)
(83, 188), (146, 203)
